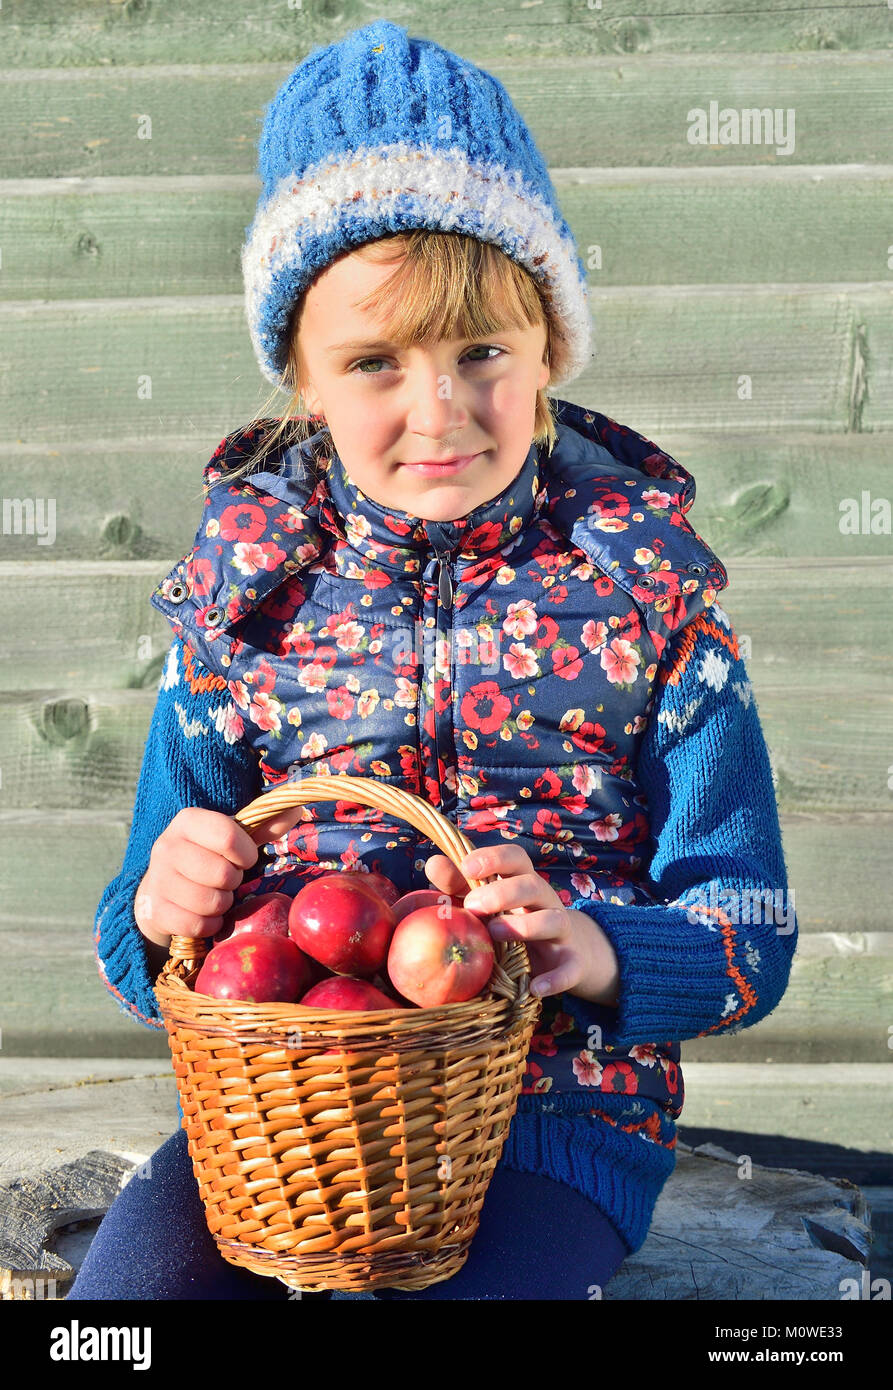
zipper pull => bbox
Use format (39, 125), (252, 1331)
(437, 556), (453, 612)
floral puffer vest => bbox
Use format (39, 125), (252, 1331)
(152, 398), (728, 1119)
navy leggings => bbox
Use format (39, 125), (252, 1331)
(67, 1127), (628, 1301)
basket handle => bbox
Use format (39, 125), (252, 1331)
(163, 773), (525, 978)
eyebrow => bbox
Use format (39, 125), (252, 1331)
(325, 333), (515, 357)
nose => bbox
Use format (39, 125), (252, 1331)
(403, 360), (470, 441)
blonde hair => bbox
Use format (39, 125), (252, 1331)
(206, 230), (559, 495)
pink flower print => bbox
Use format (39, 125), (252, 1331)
(601, 637), (640, 685)
(642, 487), (673, 511)
(504, 642), (540, 679)
(503, 600), (538, 639)
(589, 812), (622, 843)
(572, 765), (601, 797)
(301, 732), (328, 758)
(581, 618), (608, 654)
(572, 1050), (604, 1086)
(248, 691), (282, 733)
(329, 618), (364, 652)
(228, 679), (250, 710)
(393, 676), (417, 708)
(231, 540), (287, 575)
(571, 872), (597, 899)
(219, 502), (267, 543)
(297, 660), (330, 693)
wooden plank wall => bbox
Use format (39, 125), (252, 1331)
(0, 2), (891, 1059)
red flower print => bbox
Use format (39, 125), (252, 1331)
(326, 686), (355, 720)
(461, 682), (512, 736)
(533, 807), (562, 842)
(545, 584), (569, 606)
(589, 489), (631, 521)
(466, 520), (502, 550)
(551, 645), (583, 680)
(189, 556), (215, 597)
(533, 615), (560, 649)
(219, 502), (267, 543)
(363, 568), (392, 591)
(533, 768), (562, 799)
(530, 1031), (558, 1057)
(600, 1061), (639, 1096)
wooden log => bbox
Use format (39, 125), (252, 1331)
(606, 1140), (872, 1300)
(0, 1149), (140, 1300)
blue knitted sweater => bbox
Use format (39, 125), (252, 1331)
(94, 612), (797, 1258)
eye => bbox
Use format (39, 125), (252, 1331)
(349, 345), (505, 375)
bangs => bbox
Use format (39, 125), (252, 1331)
(345, 230), (551, 351)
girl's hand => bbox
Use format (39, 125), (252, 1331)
(426, 845), (621, 1005)
(134, 805), (306, 946)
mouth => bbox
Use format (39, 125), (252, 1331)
(400, 453), (481, 477)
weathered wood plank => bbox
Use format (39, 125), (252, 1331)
(4, 165), (892, 301)
(2, 285), (889, 442)
(3, 54), (892, 180)
(1, 430), (891, 563)
(4, 1), (890, 67)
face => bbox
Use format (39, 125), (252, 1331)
(295, 248), (550, 523)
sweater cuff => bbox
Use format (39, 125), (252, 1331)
(93, 867), (166, 1031)
(568, 894), (754, 1047)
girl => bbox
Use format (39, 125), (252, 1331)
(69, 20), (796, 1301)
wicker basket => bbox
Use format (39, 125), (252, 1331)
(154, 774), (542, 1294)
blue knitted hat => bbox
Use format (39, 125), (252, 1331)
(241, 19), (592, 394)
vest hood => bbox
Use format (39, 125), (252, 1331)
(152, 398), (728, 661)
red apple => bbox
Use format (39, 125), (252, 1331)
(193, 934), (311, 1003)
(288, 876), (397, 977)
(387, 907), (496, 1008)
(215, 891), (292, 943)
(392, 890), (465, 924)
(298, 976), (402, 1011)
(344, 870), (401, 907)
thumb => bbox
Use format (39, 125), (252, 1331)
(425, 853), (472, 897)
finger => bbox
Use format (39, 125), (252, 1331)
(463, 874), (554, 918)
(159, 867), (235, 922)
(177, 810), (259, 870)
(487, 909), (569, 941)
(424, 854), (470, 896)
(170, 840), (245, 894)
(530, 963), (579, 998)
(138, 892), (225, 939)
(244, 807), (309, 846)
(458, 844), (534, 883)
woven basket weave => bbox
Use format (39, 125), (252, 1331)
(153, 774), (542, 1294)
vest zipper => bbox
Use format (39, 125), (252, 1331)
(436, 553), (453, 612)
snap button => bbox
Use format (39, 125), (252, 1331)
(638, 574), (656, 587)
(168, 581), (188, 604)
(686, 562), (707, 576)
(204, 606), (225, 627)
